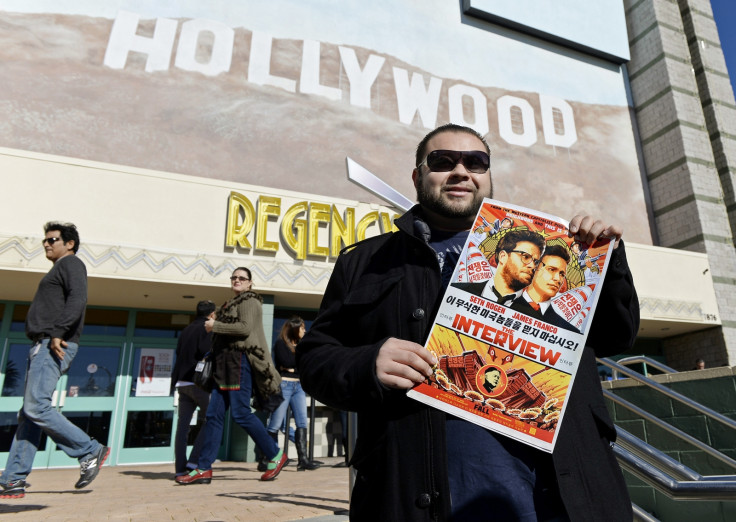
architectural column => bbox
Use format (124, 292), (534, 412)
(624, 0), (736, 366)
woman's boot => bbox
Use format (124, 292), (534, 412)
(295, 427), (320, 471)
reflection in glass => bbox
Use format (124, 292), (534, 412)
(0, 412), (47, 453)
(57, 411), (111, 448)
(83, 308), (128, 337)
(9, 304), (29, 332)
(65, 346), (121, 397)
(123, 411), (173, 448)
(134, 311), (188, 338)
(2, 344), (29, 397)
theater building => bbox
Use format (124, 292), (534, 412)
(0, 0), (734, 469)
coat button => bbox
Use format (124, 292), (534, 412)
(415, 493), (432, 508)
(412, 308), (425, 319)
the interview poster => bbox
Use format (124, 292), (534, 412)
(407, 198), (613, 452)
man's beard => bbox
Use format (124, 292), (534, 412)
(416, 177), (490, 220)
(502, 265), (530, 292)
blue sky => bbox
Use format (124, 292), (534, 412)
(712, 0), (736, 98)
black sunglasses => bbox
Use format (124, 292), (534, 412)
(230, 276), (250, 282)
(418, 149), (490, 174)
(42, 237), (64, 246)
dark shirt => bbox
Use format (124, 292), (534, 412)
(25, 254), (87, 344)
(171, 316), (212, 387)
(427, 228), (468, 289)
(272, 338), (299, 379)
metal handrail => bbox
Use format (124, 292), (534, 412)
(632, 502), (660, 522)
(615, 426), (704, 481)
(598, 354), (736, 514)
(613, 442), (736, 501)
(598, 357), (736, 432)
(603, 388), (736, 472)
(616, 428), (736, 484)
(612, 356), (678, 378)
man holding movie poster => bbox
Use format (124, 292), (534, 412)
(297, 123), (639, 521)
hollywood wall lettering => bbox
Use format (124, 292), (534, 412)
(103, 10), (577, 147)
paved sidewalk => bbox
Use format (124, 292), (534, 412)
(0, 457), (351, 521)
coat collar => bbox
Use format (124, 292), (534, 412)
(395, 205), (431, 243)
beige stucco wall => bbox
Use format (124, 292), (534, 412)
(625, 243), (720, 337)
(0, 147), (393, 307)
(0, 148), (721, 336)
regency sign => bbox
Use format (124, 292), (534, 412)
(225, 191), (399, 260)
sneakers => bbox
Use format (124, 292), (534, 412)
(176, 468), (212, 485)
(75, 445), (110, 489)
(260, 448), (288, 481)
(0, 479), (29, 498)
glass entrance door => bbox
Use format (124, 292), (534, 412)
(0, 340), (56, 469)
(0, 305), (192, 470)
(0, 340), (124, 469)
(46, 342), (123, 467)
(116, 341), (177, 464)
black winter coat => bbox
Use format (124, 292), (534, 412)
(171, 316), (212, 392)
(297, 206), (639, 521)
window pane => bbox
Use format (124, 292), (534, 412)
(83, 309), (128, 337)
(123, 411), (173, 448)
(2, 344), (29, 397)
(57, 411), (111, 447)
(65, 346), (121, 398)
(9, 304), (29, 332)
(134, 311), (190, 338)
(0, 412), (47, 452)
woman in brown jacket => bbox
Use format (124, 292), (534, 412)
(178, 267), (287, 484)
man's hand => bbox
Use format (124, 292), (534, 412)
(204, 318), (214, 332)
(50, 337), (67, 360)
(375, 338), (437, 389)
(569, 215), (623, 249)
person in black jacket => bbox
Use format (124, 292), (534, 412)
(297, 123), (639, 521)
(171, 300), (216, 482)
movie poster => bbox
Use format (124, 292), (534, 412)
(135, 348), (173, 397)
(407, 198), (613, 452)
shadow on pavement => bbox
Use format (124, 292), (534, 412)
(118, 469), (174, 481)
(220, 491), (349, 513)
(0, 504), (47, 515)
